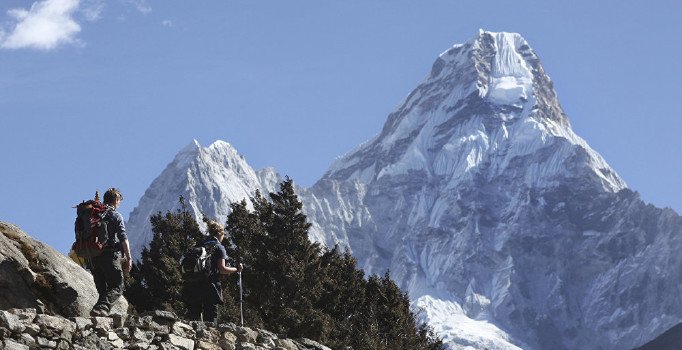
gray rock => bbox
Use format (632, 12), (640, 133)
(296, 338), (331, 350)
(159, 341), (182, 350)
(126, 314), (149, 327)
(217, 323), (238, 333)
(23, 323), (40, 336)
(129, 342), (152, 350)
(36, 336), (58, 348)
(273, 339), (299, 350)
(56, 339), (71, 350)
(35, 314), (75, 341)
(71, 316), (93, 331)
(3, 339), (30, 350)
(220, 330), (238, 344)
(196, 339), (222, 350)
(8, 308), (37, 323)
(256, 329), (277, 347)
(115, 326), (131, 340)
(144, 310), (179, 323)
(19, 332), (36, 347)
(36, 313), (75, 330)
(107, 331), (125, 348)
(235, 327), (258, 343)
(236, 343), (257, 350)
(168, 333), (195, 350)
(0, 222), (128, 318)
(128, 314), (170, 334)
(0, 309), (24, 333)
(197, 327), (220, 343)
(173, 321), (196, 338)
(132, 327), (156, 342)
(218, 338), (237, 350)
(92, 316), (114, 334)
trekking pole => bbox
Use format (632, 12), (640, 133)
(238, 271), (244, 327)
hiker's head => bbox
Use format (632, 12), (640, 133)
(103, 188), (123, 207)
(207, 220), (225, 241)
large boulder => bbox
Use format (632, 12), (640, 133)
(0, 222), (127, 317)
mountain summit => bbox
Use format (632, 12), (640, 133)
(126, 140), (280, 258)
(304, 30), (680, 349)
(127, 31), (682, 349)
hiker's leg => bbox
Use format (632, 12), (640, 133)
(91, 256), (107, 310)
(203, 302), (218, 324)
(184, 283), (202, 321)
(186, 303), (202, 321)
(101, 251), (124, 312)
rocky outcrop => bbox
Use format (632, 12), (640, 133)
(0, 308), (332, 350)
(0, 222), (127, 318)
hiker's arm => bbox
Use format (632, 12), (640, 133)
(121, 239), (132, 273)
(217, 259), (243, 275)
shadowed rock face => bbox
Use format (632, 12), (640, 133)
(0, 222), (127, 318)
(301, 31), (682, 349)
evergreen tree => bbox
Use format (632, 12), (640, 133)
(224, 178), (444, 349)
(316, 247), (367, 348)
(126, 181), (444, 349)
(124, 197), (203, 313)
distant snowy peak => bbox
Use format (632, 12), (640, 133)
(126, 140), (280, 258)
(323, 30), (625, 193)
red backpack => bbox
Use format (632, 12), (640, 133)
(72, 192), (112, 259)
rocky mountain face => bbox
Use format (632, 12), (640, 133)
(125, 31), (682, 349)
(0, 308), (333, 350)
(126, 140), (281, 259)
(304, 31), (682, 350)
(0, 222), (127, 318)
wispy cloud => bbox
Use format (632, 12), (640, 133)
(162, 19), (172, 27)
(127, 0), (151, 15)
(81, 0), (104, 22)
(0, 0), (82, 50)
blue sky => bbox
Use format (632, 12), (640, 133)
(1, 0), (680, 254)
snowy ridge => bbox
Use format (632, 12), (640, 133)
(126, 140), (280, 259)
(127, 31), (682, 350)
(303, 30), (678, 349)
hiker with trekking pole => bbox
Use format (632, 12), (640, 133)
(181, 220), (244, 324)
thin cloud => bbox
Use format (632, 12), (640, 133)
(127, 0), (151, 15)
(0, 0), (82, 50)
(81, 0), (105, 22)
(162, 19), (172, 27)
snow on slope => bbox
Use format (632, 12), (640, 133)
(126, 140), (280, 259)
(303, 30), (681, 349)
(127, 31), (682, 350)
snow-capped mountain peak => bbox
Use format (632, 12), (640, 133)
(127, 31), (682, 350)
(323, 30), (624, 194)
(126, 140), (280, 258)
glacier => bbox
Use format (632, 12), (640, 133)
(126, 30), (682, 349)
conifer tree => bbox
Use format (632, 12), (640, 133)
(316, 247), (367, 347)
(126, 181), (443, 349)
(224, 178), (444, 349)
(125, 197), (203, 313)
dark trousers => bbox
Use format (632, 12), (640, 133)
(184, 280), (222, 324)
(91, 250), (124, 312)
